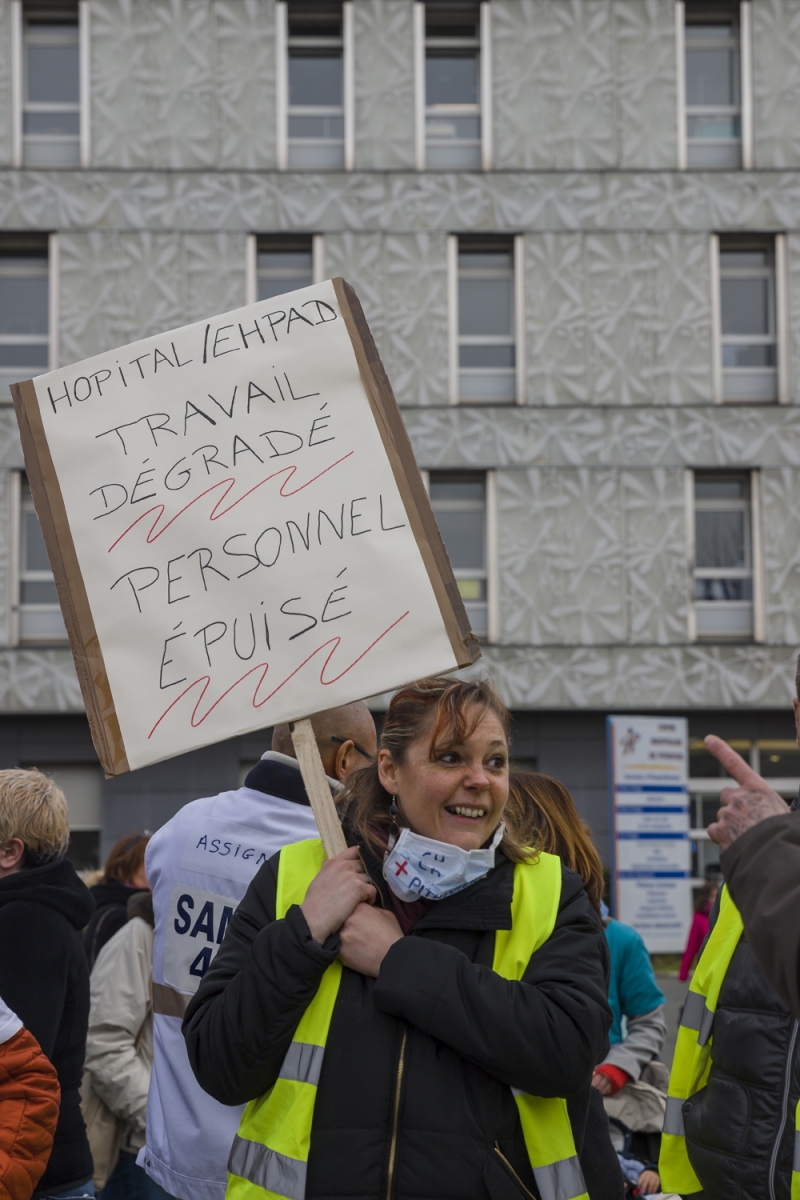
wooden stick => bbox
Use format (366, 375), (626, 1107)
(290, 718), (348, 858)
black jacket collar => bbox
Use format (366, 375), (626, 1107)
(244, 751), (341, 808)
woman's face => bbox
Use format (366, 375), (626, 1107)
(378, 707), (509, 851)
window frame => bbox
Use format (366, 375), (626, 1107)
(15, 470), (68, 645)
(0, 232), (56, 401)
(448, 233), (522, 406)
(685, 467), (764, 643)
(11, 0), (90, 169)
(676, 0), (752, 172)
(711, 232), (786, 404)
(428, 468), (497, 643)
(414, 0), (491, 172)
(245, 233), (324, 305)
(275, 0), (353, 172)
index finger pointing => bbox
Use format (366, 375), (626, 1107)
(704, 734), (765, 789)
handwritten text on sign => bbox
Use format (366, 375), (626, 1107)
(30, 281), (459, 770)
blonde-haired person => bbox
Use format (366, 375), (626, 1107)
(0, 768), (95, 1199)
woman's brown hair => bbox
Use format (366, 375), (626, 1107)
(506, 772), (604, 913)
(102, 831), (151, 884)
(340, 675), (534, 862)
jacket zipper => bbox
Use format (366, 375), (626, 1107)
(769, 1017), (799, 1200)
(386, 1027), (408, 1200)
(494, 1142), (536, 1200)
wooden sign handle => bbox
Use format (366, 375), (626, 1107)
(290, 718), (348, 858)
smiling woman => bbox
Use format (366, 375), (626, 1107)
(182, 677), (614, 1200)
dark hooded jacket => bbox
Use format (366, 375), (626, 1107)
(183, 840), (613, 1200)
(0, 857), (95, 1196)
(83, 878), (149, 969)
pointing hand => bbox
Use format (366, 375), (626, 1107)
(704, 735), (787, 852)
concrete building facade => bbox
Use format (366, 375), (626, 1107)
(1, 0), (799, 871)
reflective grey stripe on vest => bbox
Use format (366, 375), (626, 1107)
(279, 1041), (324, 1087)
(681, 989), (715, 1046)
(794, 1128), (800, 1173)
(663, 1095), (686, 1137)
(228, 1134), (306, 1200)
(532, 1155), (586, 1200)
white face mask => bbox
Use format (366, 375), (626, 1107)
(383, 822), (505, 902)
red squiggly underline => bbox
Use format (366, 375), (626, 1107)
(147, 610), (410, 739)
(108, 452), (354, 552)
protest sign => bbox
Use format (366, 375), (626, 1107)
(12, 279), (480, 779)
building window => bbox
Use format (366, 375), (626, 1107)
(423, 1), (481, 169)
(18, 474), (66, 642)
(452, 237), (516, 404)
(715, 237), (779, 403)
(429, 472), (488, 638)
(679, 2), (752, 170)
(0, 236), (49, 399)
(691, 472), (758, 640)
(256, 236), (315, 301)
(689, 739), (795, 884)
(284, 1), (347, 170)
(20, 3), (81, 167)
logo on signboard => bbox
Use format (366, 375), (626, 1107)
(620, 727), (641, 756)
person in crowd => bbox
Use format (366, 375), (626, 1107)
(659, 661), (800, 1199)
(509, 772), (661, 1199)
(0, 993), (60, 1200)
(0, 768), (94, 1200)
(183, 678), (611, 1200)
(83, 833), (152, 969)
(138, 702), (377, 1200)
(84, 890), (174, 1200)
(678, 882), (718, 982)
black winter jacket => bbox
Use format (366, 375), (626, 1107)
(0, 857), (95, 1196)
(683, 903), (800, 1200)
(83, 878), (150, 968)
(184, 844), (612, 1200)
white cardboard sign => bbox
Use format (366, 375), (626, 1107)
(13, 279), (477, 773)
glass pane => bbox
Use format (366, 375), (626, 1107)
(23, 111), (80, 135)
(761, 747), (800, 777)
(257, 251), (312, 271)
(426, 54), (478, 106)
(720, 250), (768, 268)
(23, 138), (80, 166)
(459, 344), (515, 368)
(686, 46), (735, 107)
(288, 114), (344, 138)
(465, 602), (487, 638)
(66, 830), (100, 871)
(0, 276), (48, 336)
(0, 344), (49, 368)
(459, 250), (512, 269)
(289, 54), (342, 107)
(722, 368), (776, 402)
(456, 577), (486, 602)
(686, 114), (740, 140)
(459, 278), (512, 337)
(430, 477), (485, 502)
(721, 277), (770, 336)
(425, 141), (481, 169)
(690, 748), (729, 778)
(687, 141), (741, 168)
(258, 275), (312, 300)
(695, 509), (746, 569)
(694, 478), (745, 499)
(722, 343), (776, 367)
(24, 509), (52, 571)
(458, 371), (516, 402)
(426, 114), (481, 141)
(694, 577), (752, 601)
(20, 579), (58, 603)
(287, 140), (344, 169)
(26, 42), (80, 105)
(434, 508), (485, 569)
(19, 608), (66, 639)
(694, 602), (753, 637)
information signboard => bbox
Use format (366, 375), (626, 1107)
(608, 715), (691, 953)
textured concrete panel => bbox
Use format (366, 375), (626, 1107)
(753, 0), (800, 170)
(113, 232), (184, 344)
(405, 405), (800, 469)
(385, 233), (448, 406)
(60, 232), (123, 362)
(216, 0), (276, 169)
(149, 0), (216, 169)
(184, 232), (246, 323)
(560, 468), (625, 643)
(354, 0), (415, 170)
(91, 0), (155, 169)
(551, 1), (616, 169)
(468, 644), (798, 710)
(527, 234), (589, 406)
(492, 0), (553, 170)
(762, 467), (800, 645)
(7, 170), (800, 233)
(0, 410), (23, 469)
(651, 233), (714, 404)
(323, 232), (386, 358)
(587, 233), (654, 405)
(498, 468), (564, 645)
(0, 650), (83, 711)
(0, 1), (11, 168)
(616, 0), (677, 169)
(623, 468), (687, 645)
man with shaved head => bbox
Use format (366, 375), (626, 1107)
(138, 701), (376, 1200)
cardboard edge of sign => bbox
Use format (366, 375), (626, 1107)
(10, 278), (480, 778)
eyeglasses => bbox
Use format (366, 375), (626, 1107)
(330, 736), (373, 761)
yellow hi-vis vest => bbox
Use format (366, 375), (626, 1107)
(226, 838), (589, 1200)
(660, 885), (800, 1198)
